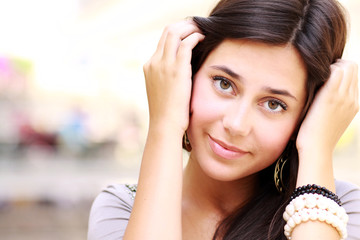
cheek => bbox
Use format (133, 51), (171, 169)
(189, 78), (221, 126)
(256, 119), (296, 159)
(190, 95), (218, 125)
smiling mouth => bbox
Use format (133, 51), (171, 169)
(208, 135), (248, 160)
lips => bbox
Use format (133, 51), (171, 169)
(208, 135), (248, 160)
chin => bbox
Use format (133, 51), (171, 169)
(195, 155), (253, 182)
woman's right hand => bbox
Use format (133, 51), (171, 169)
(122, 22), (204, 240)
(143, 20), (205, 135)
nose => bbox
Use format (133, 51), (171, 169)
(222, 101), (252, 137)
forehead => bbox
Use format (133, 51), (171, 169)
(202, 39), (307, 99)
(206, 39), (306, 76)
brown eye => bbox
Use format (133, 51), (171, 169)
(220, 80), (231, 89)
(213, 76), (234, 94)
(268, 100), (279, 110)
(263, 99), (287, 113)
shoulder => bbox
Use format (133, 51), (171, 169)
(335, 180), (360, 239)
(103, 183), (137, 202)
(91, 184), (137, 212)
(336, 180), (360, 198)
(88, 184), (137, 240)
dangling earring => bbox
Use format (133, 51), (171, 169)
(183, 131), (192, 152)
(274, 156), (287, 193)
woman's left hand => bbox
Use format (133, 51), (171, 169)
(294, 60), (358, 238)
(296, 59), (359, 156)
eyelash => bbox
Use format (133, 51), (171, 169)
(212, 76), (235, 94)
(211, 75), (288, 113)
(262, 99), (288, 113)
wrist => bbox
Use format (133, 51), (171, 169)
(148, 120), (185, 142)
(149, 113), (188, 135)
(296, 147), (335, 192)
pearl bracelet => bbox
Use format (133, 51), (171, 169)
(291, 184), (342, 205)
(283, 193), (348, 240)
(284, 208), (348, 239)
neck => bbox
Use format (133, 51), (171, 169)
(182, 154), (259, 216)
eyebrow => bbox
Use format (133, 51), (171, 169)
(210, 65), (298, 101)
(262, 87), (298, 101)
(210, 65), (241, 80)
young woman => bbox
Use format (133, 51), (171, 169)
(88, 0), (360, 239)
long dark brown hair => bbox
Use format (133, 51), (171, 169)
(190, 0), (347, 239)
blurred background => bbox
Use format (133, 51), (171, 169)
(0, 0), (359, 239)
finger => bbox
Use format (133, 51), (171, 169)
(155, 27), (170, 56)
(326, 63), (343, 91)
(336, 60), (355, 94)
(335, 60), (359, 114)
(153, 22), (191, 58)
(350, 62), (358, 96)
(162, 21), (202, 61)
(351, 63), (359, 110)
(176, 32), (205, 67)
(151, 20), (200, 63)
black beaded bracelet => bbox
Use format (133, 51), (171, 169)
(290, 184), (342, 206)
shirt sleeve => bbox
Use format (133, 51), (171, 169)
(88, 181), (360, 239)
(336, 180), (360, 240)
(87, 184), (135, 240)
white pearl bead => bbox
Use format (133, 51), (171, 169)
(309, 209), (317, 220)
(318, 210), (326, 221)
(283, 211), (290, 221)
(301, 211), (310, 221)
(284, 224), (291, 232)
(306, 194), (317, 208)
(317, 196), (327, 210)
(286, 203), (295, 215)
(325, 214), (334, 224)
(293, 213), (301, 224)
(331, 217), (339, 227)
(294, 198), (305, 210)
(328, 201), (337, 214)
(288, 218), (296, 228)
(338, 207), (347, 220)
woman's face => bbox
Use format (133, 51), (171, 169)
(187, 39), (307, 182)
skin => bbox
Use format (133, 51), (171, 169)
(187, 39), (307, 183)
(124, 20), (359, 240)
(182, 39), (307, 239)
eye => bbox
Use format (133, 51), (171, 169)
(212, 76), (234, 94)
(263, 99), (288, 113)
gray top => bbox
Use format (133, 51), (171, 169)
(88, 180), (360, 240)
